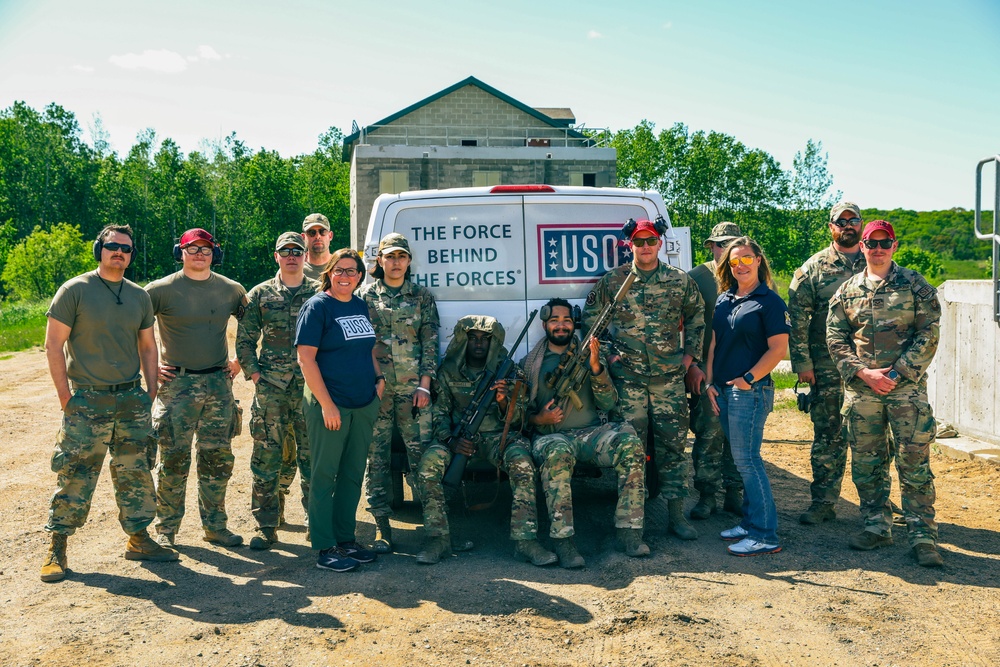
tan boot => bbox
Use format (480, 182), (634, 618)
(667, 498), (698, 540)
(551, 537), (585, 569)
(373, 516), (393, 554)
(913, 543), (943, 567)
(40, 533), (68, 582)
(249, 527), (279, 550)
(203, 528), (244, 547)
(415, 536), (451, 565)
(125, 530), (180, 561)
(513, 539), (558, 566)
(690, 493), (716, 520)
(799, 502), (836, 525)
(617, 528), (650, 557)
(723, 486), (744, 516)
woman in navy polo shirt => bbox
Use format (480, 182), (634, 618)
(707, 237), (790, 556)
(296, 248), (385, 572)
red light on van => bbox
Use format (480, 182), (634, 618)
(489, 185), (556, 194)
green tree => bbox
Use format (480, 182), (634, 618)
(1, 223), (93, 300)
(894, 245), (943, 279)
(790, 139), (841, 254)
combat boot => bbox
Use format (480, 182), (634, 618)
(848, 530), (893, 551)
(125, 530), (180, 561)
(616, 528), (650, 557)
(415, 536), (451, 565)
(204, 528), (244, 547)
(690, 493), (717, 520)
(913, 543), (943, 567)
(551, 537), (585, 569)
(249, 527), (279, 550)
(40, 533), (68, 582)
(513, 539), (558, 566)
(667, 498), (698, 540)
(373, 516), (393, 554)
(155, 531), (175, 548)
(723, 487), (744, 516)
(799, 502), (836, 525)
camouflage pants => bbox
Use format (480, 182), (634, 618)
(366, 380), (432, 517)
(689, 384), (742, 497)
(249, 378), (310, 528)
(46, 386), (157, 537)
(808, 363), (849, 506)
(417, 433), (538, 541)
(615, 366), (689, 499)
(152, 370), (236, 535)
(532, 421), (645, 538)
(842, 382), (937, 546)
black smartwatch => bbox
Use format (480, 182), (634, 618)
(742, 371), (755, 385)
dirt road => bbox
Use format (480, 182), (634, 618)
(1, 347), (998, 666)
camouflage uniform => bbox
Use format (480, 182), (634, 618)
(523, 338), (645, 538)
(827, 262), (940, 545)
(416, 316), (538, 541)
(359, 278), (439, 515)
(687, 260), (741, 499)
(583, 262), (705, 500)
(788, 245), (866, 507)
(236, 271), (319, 528)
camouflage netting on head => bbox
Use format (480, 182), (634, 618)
(441, 315), (507, 375)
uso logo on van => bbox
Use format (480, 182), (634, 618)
(537, 224), (633, 284)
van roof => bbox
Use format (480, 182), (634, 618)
(376, 184), (665, 202)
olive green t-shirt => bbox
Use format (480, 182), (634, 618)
(303, 261), (327, 283)
(145, 270), (247, 370)
(536, 348), (600, 430)
(47, 271), (154, 385)
(688, 260), (719, 366)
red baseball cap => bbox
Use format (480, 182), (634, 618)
(861, 220), (895, 241)
(629, 219), (660, 240)
(179, 228), (216, 247)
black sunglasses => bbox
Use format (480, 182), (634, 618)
(103, 242), (134, 253)
(277, 248), (304, 257)
(863, 239), (894, 249)
(631, 237), (659, 247)
(832, 217), (862, 228)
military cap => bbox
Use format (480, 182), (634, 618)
(705, 221), (742, 248)
(829, 202), (861, 224)
(275, 231), (306, 251)
(302, 213), (330, 231)
(378, 232), (412, 256)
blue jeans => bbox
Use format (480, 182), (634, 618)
(715, 382), (778, 544)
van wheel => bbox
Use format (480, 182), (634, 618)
(390, 470), (405, 509)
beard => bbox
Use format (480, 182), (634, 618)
(546, 329), (574, 346)
(834, 227), (860, 248)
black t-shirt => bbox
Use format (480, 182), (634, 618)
(712, 282), (790, 384)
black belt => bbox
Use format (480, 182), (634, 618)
(72, 380), (141, 393)
(171, 366), (227, 376)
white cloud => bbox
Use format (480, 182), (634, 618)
(72, 64), (94, 73)
(588, 30), (603, 39)
(196, 45), (222, 61)
(109, 49), (188, 73)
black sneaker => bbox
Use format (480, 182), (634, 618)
(316, 547), (360, 572)
(338, 541), (377, 563)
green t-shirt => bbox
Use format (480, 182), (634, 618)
(47, 271), (154, 386)
(688, 260), (719, 366)
(145, 270), (247, 370)
(536, 348), (601, 430)
(303, 261), (326, 282)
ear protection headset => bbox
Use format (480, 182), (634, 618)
(621, 215), (669, 241)
(173, 239), (223, 265)
(93, 227), (136, 263)
(539, 302), (582, 326)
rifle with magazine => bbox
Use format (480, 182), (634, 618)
(441, 310), (537, 490)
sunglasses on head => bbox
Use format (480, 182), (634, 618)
(277, 248), (304, 257)
(832, 217), (862, 228)
(631, 237), (659, 247)
(863, 238), (894, 249)
(728, 255), (757, 267)
(103, 242), (134, 254)
(305, 228), (327, 237)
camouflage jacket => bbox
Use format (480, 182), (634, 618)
(583, 262), (705, 376)
(360, 279), (440, 386)
(236, 272), (319, 389)
(787, 244), (866, 373)
(826, 263), (940, 384)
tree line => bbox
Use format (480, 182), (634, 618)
(0, 103), (991, 300)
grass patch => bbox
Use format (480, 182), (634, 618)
(934, 258), (990, 286)
(772, 369), (797, 390)
(0, 299), (48, 352)
(774, 395), (797, 411)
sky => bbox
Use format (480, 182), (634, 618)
(1, 0), (998, 212)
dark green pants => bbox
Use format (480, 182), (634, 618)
(303, 388), (379, 550)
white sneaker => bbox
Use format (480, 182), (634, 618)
(720, 525), (749, 541)
(727, 537), (781, 556)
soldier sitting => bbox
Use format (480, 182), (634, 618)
(414, 315), (556, 566)
(523, 299), (648, 568)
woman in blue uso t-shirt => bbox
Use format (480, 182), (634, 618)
(706, 237), (790, 558)
(295, 248), (385, 573)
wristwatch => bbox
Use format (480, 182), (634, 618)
(742, 371), (755, 385)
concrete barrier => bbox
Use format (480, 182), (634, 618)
(927, 280), (1000, 447)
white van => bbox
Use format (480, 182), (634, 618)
(363, 184), (692, 355)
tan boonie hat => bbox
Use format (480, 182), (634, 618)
(378, 232), (411, 256)
(829, 202), (861, 224)
(275, 231), (306, 251)
(705, 221), (742, 247)
(302, 213), (330, 231)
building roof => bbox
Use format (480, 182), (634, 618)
(342, 76), (588, 160)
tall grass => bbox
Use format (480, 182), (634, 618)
(0, 300), (49, 352)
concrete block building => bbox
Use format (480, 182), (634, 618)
(343, 76), (617, 249)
